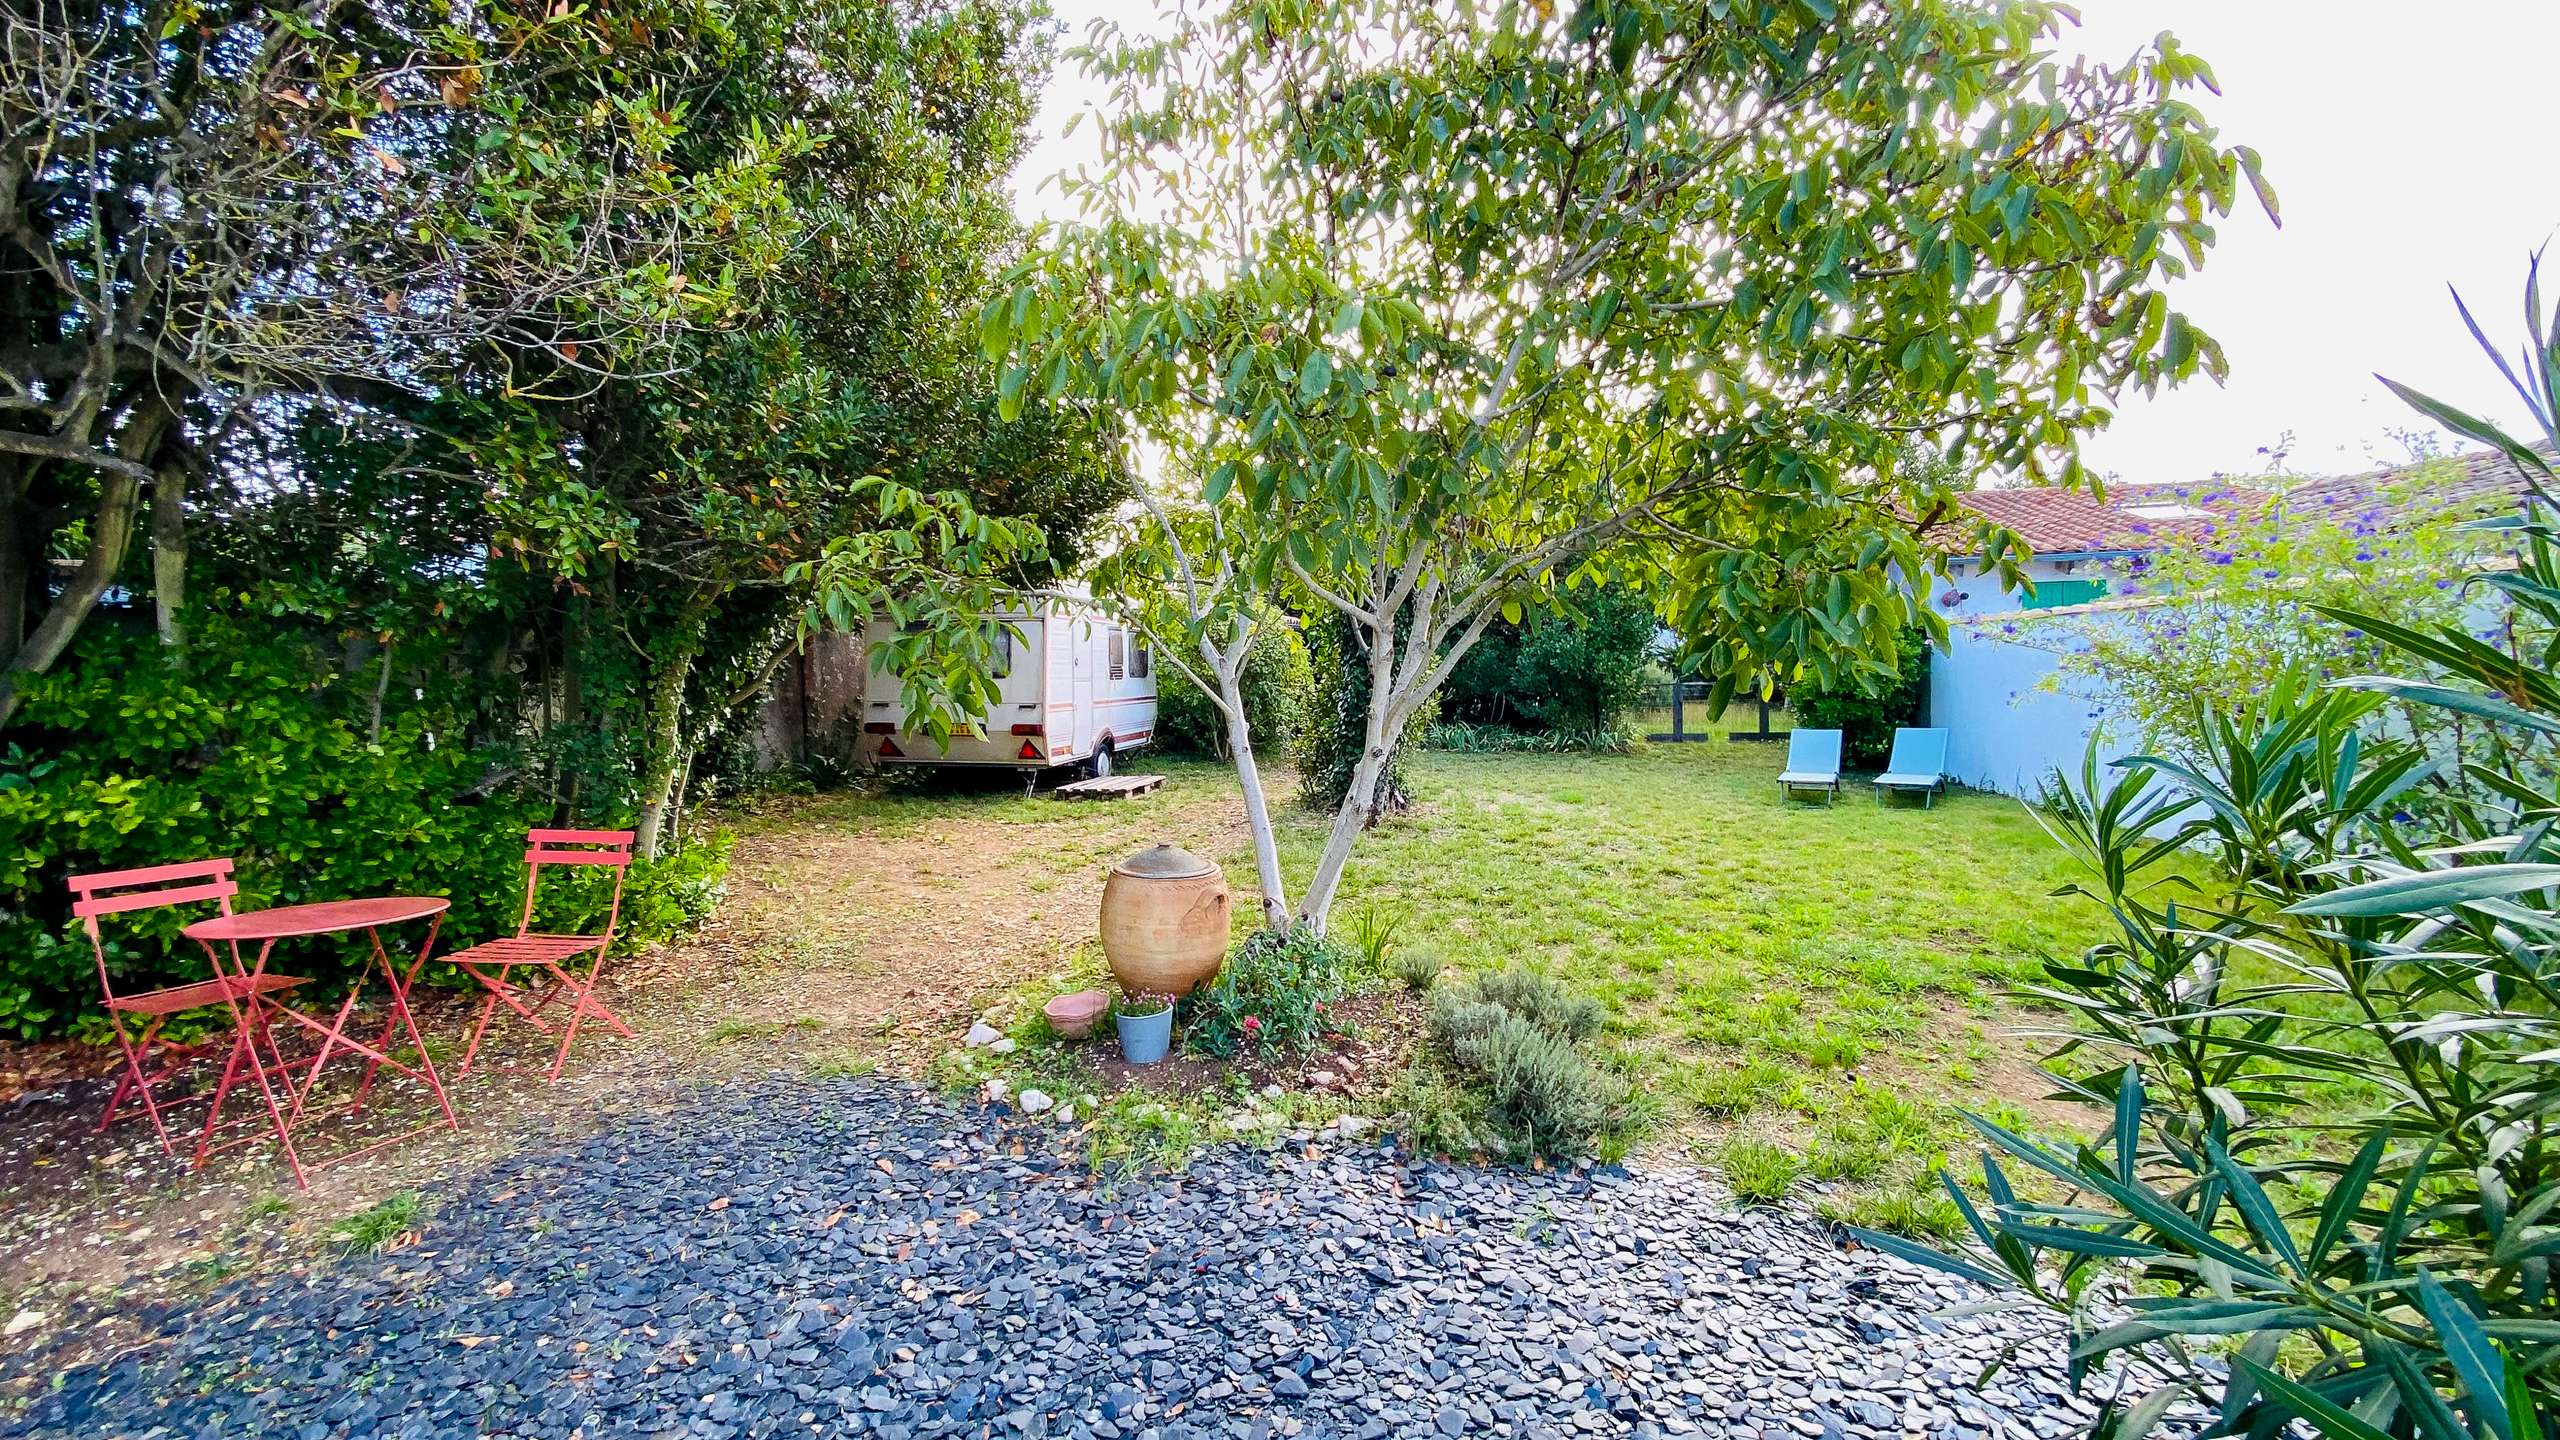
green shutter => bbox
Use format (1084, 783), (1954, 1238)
(2020, 577), (2108, 611)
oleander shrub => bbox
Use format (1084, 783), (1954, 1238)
(1183, 924), (1351, 1060)
(1868, 288), (2560, 1433)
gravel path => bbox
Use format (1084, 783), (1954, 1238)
(11, 1078), (2102, 1440)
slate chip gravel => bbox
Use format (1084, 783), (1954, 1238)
(13, 1079), (2110, 1440)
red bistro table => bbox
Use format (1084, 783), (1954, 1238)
(181, 896), (458, 1187)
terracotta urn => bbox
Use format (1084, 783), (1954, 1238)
(1099, 843), (1230, 997)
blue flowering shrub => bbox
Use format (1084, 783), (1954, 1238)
(1981, 463), (2501, 761)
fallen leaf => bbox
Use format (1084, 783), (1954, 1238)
(817, 1208), (845, 1230)
(705, 1196), (730, 1212)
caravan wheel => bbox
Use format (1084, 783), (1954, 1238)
(1088, 742), (1115, 780)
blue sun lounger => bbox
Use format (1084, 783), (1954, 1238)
(1874, 727), (1951, 808)
(1778, 728), (1843, 806)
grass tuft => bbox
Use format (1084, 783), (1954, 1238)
(328, 1192), (422, 1254)
(1719, 1139), (1803, 1205)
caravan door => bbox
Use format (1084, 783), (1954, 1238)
(1066, 610), (1097, 762)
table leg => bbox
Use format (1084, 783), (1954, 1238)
(357, 919), (459, 1132)
(289, 971), (369, 1123)
(192, 938), (308, 1188)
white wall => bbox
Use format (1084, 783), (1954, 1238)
(1926, 557), (2141, 800)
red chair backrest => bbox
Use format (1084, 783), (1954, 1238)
(516, 830), (637, 940)
(66, 859), (238, 1002)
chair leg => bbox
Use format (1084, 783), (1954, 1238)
(100, 1012), (179, 1160)
(544, 958), (633, 1082)
(456, 989), (505, 1081)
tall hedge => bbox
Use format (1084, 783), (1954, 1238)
(1442, 584), (1660, 736)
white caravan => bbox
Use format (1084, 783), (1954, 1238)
(857, 597), (1156, 781)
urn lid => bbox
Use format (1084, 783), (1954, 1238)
(1112, 842), (1216, 880)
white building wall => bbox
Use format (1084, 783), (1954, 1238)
(1925, 554), (2139, 800)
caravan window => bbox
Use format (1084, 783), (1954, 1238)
(1131, 640), (1150, 679)
(990, 628), (1013, 678)
(1107, 628), (1126, 680)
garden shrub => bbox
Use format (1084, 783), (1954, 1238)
(1183, 924), (1351, 1060)
(1418, 965), (1624, 1160)
(1420, 720), (1636, 754)
(1154, 625), (1314, 756)
(1440, 584), (1659, 737)
(1783, 625), (1928, 769)
(1999, 461), (2495, 762)
(1388, 947), (1442, 993)
(0, 617), (727, 1038)
(1459, 964), (1602, 1041)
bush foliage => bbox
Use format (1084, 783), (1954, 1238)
(1182, 925), (1351, 1061)
(0, 619), (729, 1038)
(1784, 626), (1929, 769)
(1442, 584), (1660, 738)
(1418, 965), (1623, 1160)
(1154, 624), (1315, 756)
(2000, 464), (2496, 761)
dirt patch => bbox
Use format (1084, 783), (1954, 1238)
(694, 774), (1257, 1070)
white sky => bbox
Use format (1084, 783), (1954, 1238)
(1010, 1), (2560, 487)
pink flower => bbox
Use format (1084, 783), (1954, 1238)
(1242, 1016), (1261, 1033)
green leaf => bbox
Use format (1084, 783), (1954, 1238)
(2417, 1270), (2513, 1440)
(1299, 350), (1334, 406)
(2227, 1358), (2394, 1440)
(2283, 864), (2560, 917)
(2207, 1137), (2304, 1278)
(1841, 1225), (2016, 1293)
(2309, 1128), (2389, 1266)
(1329, 297), (1364, 335)
(2331, 677), (2560, 737)
(2112, 1064), (2140, 1183)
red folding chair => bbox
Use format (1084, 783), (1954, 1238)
(69, 859), (307, 1161)
(445, 829), (638, 1081)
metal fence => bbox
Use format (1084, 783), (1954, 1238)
(1637, 681), (1790, 743)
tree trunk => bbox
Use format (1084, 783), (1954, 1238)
(1295, 623), (1401, 934)
(0, 400), (174, 729)
(0, 456), (26, 669)
(633, 591), (716, 860)
(150, 461), (187, 649)
(1216, 650), (1292, 929)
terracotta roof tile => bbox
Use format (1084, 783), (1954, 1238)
(1952, 446), (2540, 557)
(1950, 487), (2151, 554)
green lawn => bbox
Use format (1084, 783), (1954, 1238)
(1279, 742), (2109, 1230)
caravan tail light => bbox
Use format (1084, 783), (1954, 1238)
(1017, 740), (1042, 761)
(862, 721), (894, 735)
(1009, 723), (1044, 737)
(878, 737), (904, 758)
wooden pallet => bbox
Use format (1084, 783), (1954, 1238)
(1053, 773), (1166, 801)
